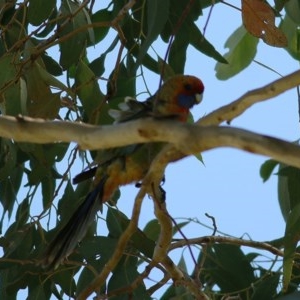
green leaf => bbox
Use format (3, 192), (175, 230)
(107, 255), (150, 300)
(106, 208), (156, 259)
(15, 197), (29, 226)
(35, 57), (69, 93)
(41, 174), (55, 209)
(106, 207), (127, 238)
(168, 22), (226, 73)
(27, 283), (47, 300)
(107, 62), (136, 103)
(0, 53), (22, 115)
(283, 203), (300, 291)
(168, 31), (189, 74)
(131, 230), (155, 260)
(160, 0), (203, 41)
(143, 219), (160, 241)
(162, 281), (194, 300)
(189, 23), (227, 64)
(5, 268), (29, 297)
(88, 9), (112, 46)
(77, 266), (99, 295)
(278, 165), (291, 222)
(0, 269), (17, 299)
(285, 0), (300, 25)
(200, 0), (221, 9)
(0, 138), (17, 181)
(58, 0), (88, 69)
(280, 13), (300, 61)
(278, 165), (300, 221)
(215, 25), (259, 80)
(260, 159), (278, 182)
(24, 58), (61, 118)
(57, 181), (77, 221)
(28, 0), (56, 26)
(43, 143), (69, 163)
(124, 37), (160, 74)
(2, 20), (26, 50)
(3, 223), (33, 258)
(34, 6), (58, 38)
(75, 59), (107, 124)
(215, 244), (255, 290)
(194, 152), (204, 164)
(251, 273), (280, 299)
(76, 259), (107, 295)
(275, 0), (290, 12)
(134, 0), (169, 71)
(53, 270), (76, 297)
(79, 236), (118, 261)
(42, 54), (63, 76)
(0, 166), (22, 220)
(277, 291), (300, 299)
(89, 55), (105, 76)
(157, 56), (175, 79)
(202, 244), (255, 293)
(0, 53), (18, 91)
(26, 155), (52, 185)
(172, 221), (190, 236)
(178, 254), (188, 273)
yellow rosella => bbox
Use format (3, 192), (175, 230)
(43, 75), (204, 268)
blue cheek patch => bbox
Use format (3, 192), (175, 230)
(178, 94), (195, 108)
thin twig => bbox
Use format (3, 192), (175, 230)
(169, 236), (290, 258)
(199, 69), (300, 126)
(205, 213), (217, 235)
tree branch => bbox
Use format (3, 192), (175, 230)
(199, 69), (300, 126)
(170, 236), (287, 258)
(0, 70), (299, 170)
(1, 116), (300, 168)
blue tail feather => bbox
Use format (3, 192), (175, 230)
(41, 176), (107, 269)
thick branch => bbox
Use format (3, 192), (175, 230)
(1, 116), (300, 169)
(0, 70), (299, 168)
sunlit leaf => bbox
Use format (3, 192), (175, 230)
(280, 13), (300, 61)
(215, 25), (258, 80)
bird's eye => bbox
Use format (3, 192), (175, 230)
(184, 83), (192, 91)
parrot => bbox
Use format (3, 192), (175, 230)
(42, 75), (204, 269)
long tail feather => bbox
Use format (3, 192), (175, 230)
(41, 176), (107, 269)
(72, 167), (97, 184)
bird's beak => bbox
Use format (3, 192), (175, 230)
(195, 93), (203, 104)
